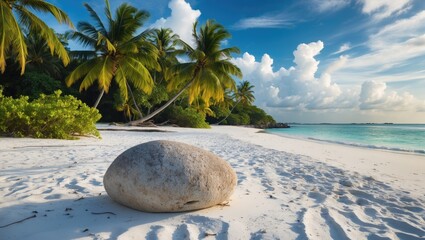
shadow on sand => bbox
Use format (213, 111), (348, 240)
(0, 195), (185, 239)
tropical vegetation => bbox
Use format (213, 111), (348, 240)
(0, 0), (276, 139)
(216, 80), (255, 125)
(128, 19), (243, 125)
(65, 0), (158, 111)
(0, 0), (73, 74)
(0, 88), (101, 139)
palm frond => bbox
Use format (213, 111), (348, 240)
(115, 68), (129, 101)
(21, 0), (74, 28)
(69, 50), (97, 60)
(9, 8), (28, 74)
(66, 58), (100, 87)
(168, 62), (196, 91)
(17, 7), (69, 66)
(68, 31), (97, 48)
(120, 57), (154, 94)
(83, 3), (107, 36)
(0, 3), (15, 73)
(113, 4), (148, 41)
(77, 57), (113, 92)
(97, 56), (114, 92)
(97, 32), (116, 53)
(119, 28), (153, 52)
(104, 0), (112, 21)
(77, 21), (99, 40)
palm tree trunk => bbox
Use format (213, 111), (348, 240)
(128, 76), (196, 126)
(93, 89), (105, 108)
(127, 82), (143, 119)
(214, 98), (241, 125)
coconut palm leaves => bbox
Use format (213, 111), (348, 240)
(235, 80), (255, 106)
(172, 20), (242, 105)
(65, 0), (159, 108)
(149, 28), (180, 84)
(216, 80), (255, 125)
(0, 0), (73, 74)
(26, 33), (66, 78)
(129, 20), (242, 125)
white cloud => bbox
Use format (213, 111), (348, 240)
(150, 0), (201, 44)
(233, 41), (354, 111)
(310, 0), (411, 19)
(232, 41), (423, 118)
(345, 34), (425, 72)
(369, 10), (425, 49)
(233, 16), (294, 29)
(333, 10), (425, 83)
(332, 43), (351, 55)
(358, 0), (411, 20)
(311, 0), (351, 12)
(359, 81), (418, 111)
(325, 55), (348, 74)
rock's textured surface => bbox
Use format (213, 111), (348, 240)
(103, 140), (237, 212)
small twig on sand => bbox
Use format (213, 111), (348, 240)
(74, 196), (85, 201)
(0, 215), (36, 228)
(218, 201), (230, 206)
(91, 212), (116, 215)
(205, 232), (217, 237)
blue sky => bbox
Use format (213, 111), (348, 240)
(45, 0), (425, 123)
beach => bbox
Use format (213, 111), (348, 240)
(0, 125), (424, 239)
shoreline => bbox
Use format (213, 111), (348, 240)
(1, 125), (424, 239)
(211, 125), (425, 196)
(262, 129), (425, 156)
(265, 123), (425, 155)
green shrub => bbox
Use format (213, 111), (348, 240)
(169, 106), (210, 128)
(18, 72), (62, 99)
(226, 112), (250, 125)
(0, 89), (101, 139)
(245, 105), (276, 125)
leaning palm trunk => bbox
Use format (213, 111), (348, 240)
(93, 89), (105, 108)
(128, 77), (195, 126)
(215, 98), (241, 125)
(127, 82), (143, 119)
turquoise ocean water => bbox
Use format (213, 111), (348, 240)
(266, 124), (425, 154)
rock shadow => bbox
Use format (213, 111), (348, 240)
(0, 195), (185, 240)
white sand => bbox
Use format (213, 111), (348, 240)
(1, 125), (424, 239)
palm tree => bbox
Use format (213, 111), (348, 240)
(0, 0), (73, 75)
(149, 28), (180, 84)
(65, 0), (159, 111)
(216, 80), (255, 125)
(235, 80), (255, 105)
(124, 28), (179, 117)
(129, 20), (242, 125)
(192, 98), (215, 118)
(26, 33), (64, 78)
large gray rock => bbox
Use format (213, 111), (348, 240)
(103, 140), (237, 212)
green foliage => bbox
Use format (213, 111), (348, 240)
(0, 89), (101, 139)
(226, 112), (250, 125)
(209, 103), (276, 126)
(135, 84), (169, 112)
(166, 106), (210, 128)
(17, 72), (62, 99)
(66, 0), (158, 109)
(210, 105), (231, 119)
(235, 80), (255, 106)
(244, 105), (276, 126)
(129, 20), (243, 125)
(0, 0), (73, 74)
(170, 20), (242, 106)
